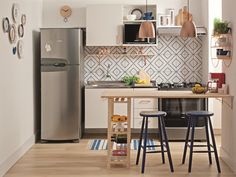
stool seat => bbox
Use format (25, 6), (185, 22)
(140, 111), (167, 117)
(186, 111), (214, 117)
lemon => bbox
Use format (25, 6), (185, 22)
(137, 79), (145, 84)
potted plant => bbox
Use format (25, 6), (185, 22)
(213, 18), (230, 35)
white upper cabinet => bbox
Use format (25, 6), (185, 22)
(86, 5), (123, 46)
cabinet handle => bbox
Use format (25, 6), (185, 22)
(139, 100), (151, 104)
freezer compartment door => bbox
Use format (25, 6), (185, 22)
(41, 65), (80, 140)
(41, 28), (81, 64)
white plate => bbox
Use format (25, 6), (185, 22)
(17, 40), (24, 59)
(21, 14), (26, 25)
(2, 17), (10, 33)
(9, 24), (17, 44)
(18, 24), (24, 38)
(12, 3), (20, 23)
(131, 8), (143, 20)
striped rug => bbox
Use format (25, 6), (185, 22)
(88, 139), (158, 150)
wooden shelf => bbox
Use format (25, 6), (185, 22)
(212, 33), (232, 38)
(109, 160), (128, 164)
(211, 33), (233, 65)
(109, 131), (128, 135)
(122, 44), (157, 47)
(123, 20), (157, 23)
(211, 46), (231, 50)
(212, 56), (232, 60)
(86, 54), (155, 57)
(107, 98), (131, 168)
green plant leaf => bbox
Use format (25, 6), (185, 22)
(122, 75), (140, 85)
(213, 18), (230, 34)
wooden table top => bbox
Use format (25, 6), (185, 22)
(101, 90), (233, 99)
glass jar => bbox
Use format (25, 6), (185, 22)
(207, 79), (218, 93)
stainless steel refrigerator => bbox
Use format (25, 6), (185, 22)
(40, 28), (84, 141)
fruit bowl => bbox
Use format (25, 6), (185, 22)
(192, 86), (208, 94)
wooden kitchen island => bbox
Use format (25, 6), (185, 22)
(101, 90), (233, 168)
(102, 90), (233, 99)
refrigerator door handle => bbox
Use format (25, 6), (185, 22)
(53, 63), (66, 67)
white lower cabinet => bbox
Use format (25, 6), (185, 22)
(85, 88), (158, 129)
(85, 88), (132, 128)
(133, 88), (158, 129)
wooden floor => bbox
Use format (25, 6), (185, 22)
(4, 136), (236, 177)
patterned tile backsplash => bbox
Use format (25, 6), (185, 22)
(84, 36), (203, 84)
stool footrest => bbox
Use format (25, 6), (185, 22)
(141, 144), (166, 149)
(187, 144), (214, 148)
(193, 150), (215, 153)
(187, 144), (215, 153)
(144, 144), (166, 148)
(146, 150), (167, 153)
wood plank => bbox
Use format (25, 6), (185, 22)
(107, 98), (114, 168)
(4, 137), (236, 177)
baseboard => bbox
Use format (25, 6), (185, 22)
(0, 135), (35, 177)
(220, 147), (236, 174)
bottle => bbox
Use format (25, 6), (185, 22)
(167, 9), (175, 26)
(111, 135), (127, 144)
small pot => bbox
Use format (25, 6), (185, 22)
(216, 49), (229, 56)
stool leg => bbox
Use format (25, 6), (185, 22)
(160, 116), (174, 172)
(136, 116), (145, 165)
(204, 117), (212, 165)
(141, 117), (148, 173)
(208, 117), (221, 173)
(188, 118), (195, 173)
(158, 117), (165, 164)
(182, 116), (191, 164)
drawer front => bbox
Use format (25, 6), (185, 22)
(133, 118), (158, 129)
(134, 108), (158, 118)
(134, 98), (158, 109)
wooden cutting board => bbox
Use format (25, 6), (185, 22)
(176, 6), (193, 26)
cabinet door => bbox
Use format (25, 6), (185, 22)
(133, 88), (158, 128)
(86, 5), (123, 46)
(85, 88), (132, 128)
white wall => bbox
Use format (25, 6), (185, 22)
(221, 0), (236, 173)
(42, 0), (159, 28)
(42, 0), (205, 28)
(200, 0), (209, 84)
(207, 0), (222, 130)
(0, 0), (42, 176)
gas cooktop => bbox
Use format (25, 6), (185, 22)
(158, 82), (202, 91)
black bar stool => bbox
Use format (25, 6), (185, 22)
(136, 111), (174, 173)
(182, 111), (221, 173)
